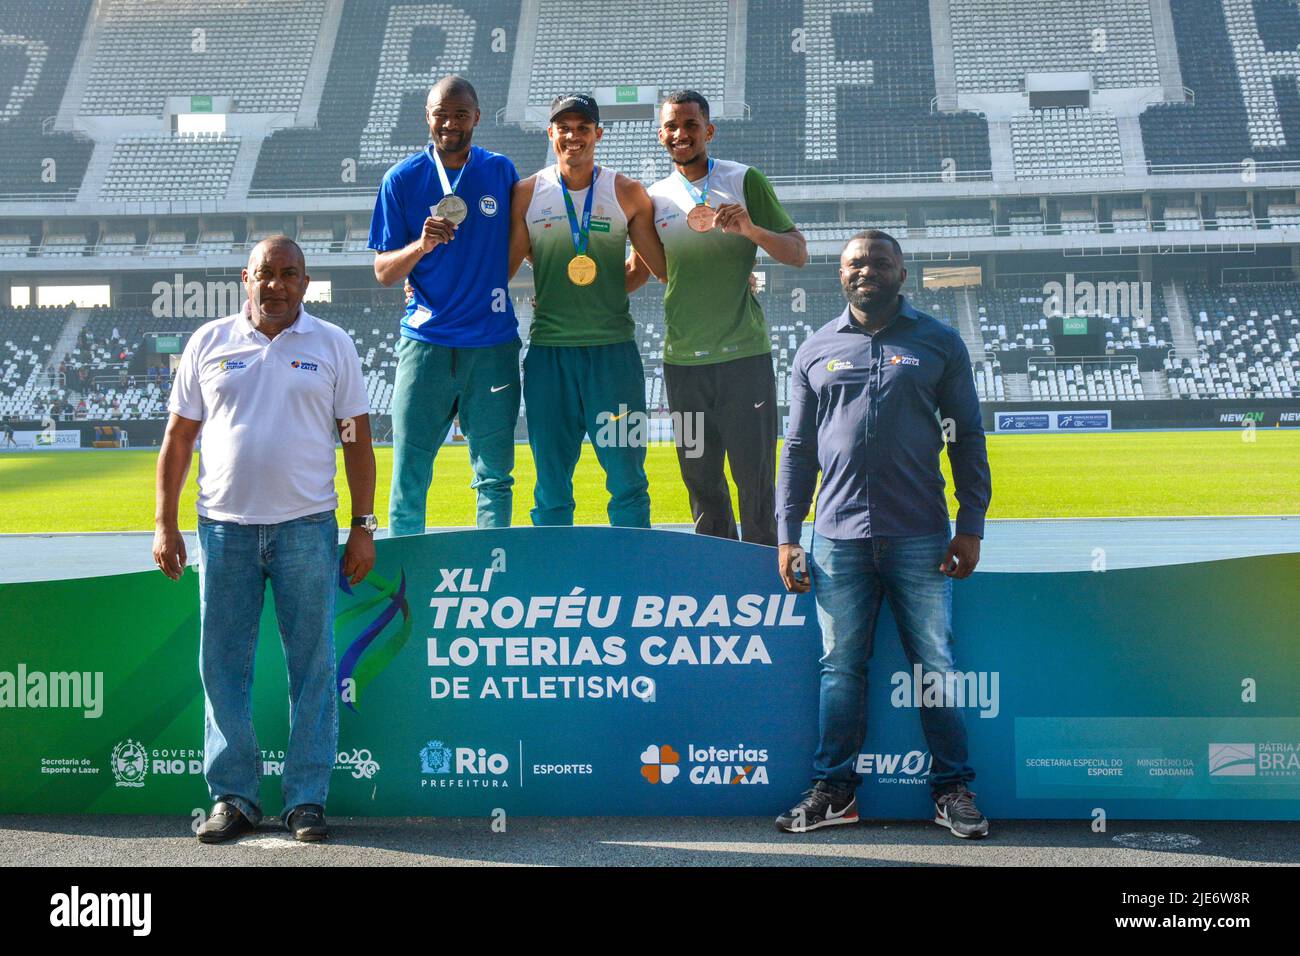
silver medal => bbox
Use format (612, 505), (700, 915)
(435, 195), (468, 224)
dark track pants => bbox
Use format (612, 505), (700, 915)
(663, 351), (778, 546)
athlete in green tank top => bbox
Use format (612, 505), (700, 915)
(522, 163), (636, 346)
(507, 93), (667, 527)
(510, 102), (665, 339)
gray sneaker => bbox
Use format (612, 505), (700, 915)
(775, 781), (859, 833)
(933, 785), (989, 839)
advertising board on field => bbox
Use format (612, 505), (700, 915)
(995, 410), (1112, 432)
(1, 528), (1295, 820)
(7, 429), (82, 450)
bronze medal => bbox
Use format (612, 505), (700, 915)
(687, 203), (716, 232)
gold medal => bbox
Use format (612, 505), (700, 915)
(567, 254), (597, 286)
(686, 203), (716, 232)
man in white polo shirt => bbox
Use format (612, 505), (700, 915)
(152, 236), (375, 844)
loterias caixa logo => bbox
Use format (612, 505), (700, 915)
(640, 742), (770, 785)
(334, 564), (412, 712)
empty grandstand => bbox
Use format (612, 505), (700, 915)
(0, 1), (94, 197)
(2, 0), (1299, 443)
(950, 0), (1161, 94)
(81, 0), (327, 116)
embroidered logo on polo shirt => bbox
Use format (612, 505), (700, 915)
(889, 353), (920, 367)
(291, 360), (319, 371)
(479, 195), (499, 216)
(826, 359), (855, 372)
(219, 359), (247, 371)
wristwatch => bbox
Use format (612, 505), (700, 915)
(351, 514), (378, 534)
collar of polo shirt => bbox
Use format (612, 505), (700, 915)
(237, 301), (316, 338)
(836, 293), (919, 334)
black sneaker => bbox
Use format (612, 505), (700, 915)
(196, 801), (255, 844)
(286, 804), (329, 842)
(933, 785), (989, 839)
(775, 781), (858, 833)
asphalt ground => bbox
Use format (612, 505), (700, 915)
(3, 814), (1297, 867)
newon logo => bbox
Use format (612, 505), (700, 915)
(856, 750), (933, 783)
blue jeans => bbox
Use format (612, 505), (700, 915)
(809, 530), (975, 795)
(389, 336), (521, 536)
(196, 512), (340, 825)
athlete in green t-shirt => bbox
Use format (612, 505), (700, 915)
(629, 90), (806, 545)
(509, 94), (667, 527)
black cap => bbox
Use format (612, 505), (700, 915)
(549, 93), (599, 124)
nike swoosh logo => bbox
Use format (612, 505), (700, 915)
(825, 800), (854, 820)
(490, 384), (510, 393)
(610, 411), (630, 421)
(753, 401), (766, 409)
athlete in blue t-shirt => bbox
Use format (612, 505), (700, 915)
(370, 75), (521, 534)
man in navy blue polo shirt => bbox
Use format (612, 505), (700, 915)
(370, 75), (520, 535)
(773, 230), (993, 839)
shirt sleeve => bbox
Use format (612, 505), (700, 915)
(333, 333), (371, 420)
(166, 336), (204, 422)
(937, 334), (991, 538)
(368, 172), (410, 253)
(742, 166), (796, 234)
(776, 346), (820, 545)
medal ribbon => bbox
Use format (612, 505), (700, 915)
(560, 165), (600, 256)
(677, 157), (715, 207)
(431, 145), (472, 199)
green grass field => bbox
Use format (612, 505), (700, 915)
(0, 430), (1296, 533)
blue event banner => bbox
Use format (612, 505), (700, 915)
(0, 527), (1297, 821)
